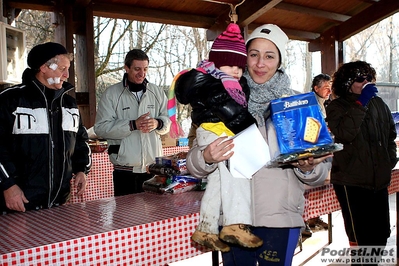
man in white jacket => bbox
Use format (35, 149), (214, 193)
(94, 49), (171, 196)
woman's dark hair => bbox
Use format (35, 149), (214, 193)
(311, 73), (331, 91)
(332, 60), (376, 97)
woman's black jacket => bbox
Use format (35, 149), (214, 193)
(326, 93), (397, 190)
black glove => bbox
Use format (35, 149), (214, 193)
(357, 83), (378, 106)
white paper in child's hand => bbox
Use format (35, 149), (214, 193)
(228, 124), (270, 179)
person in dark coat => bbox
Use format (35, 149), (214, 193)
(326, 60), (397, 264)
(0, 42), (91, 213)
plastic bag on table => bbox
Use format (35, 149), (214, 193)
(161, 175), (200, 194)
(142, 175), (168, 194)
(155, 152), (189, 175)
(146, 163), (178, 176)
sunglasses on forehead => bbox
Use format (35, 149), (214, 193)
(354, 75), (372, 83)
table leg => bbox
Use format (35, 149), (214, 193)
(212, 251), (219, 266)
(298, 213), (333, 266)
(328, 213), (333, 244)
(396, 192), (398, 259)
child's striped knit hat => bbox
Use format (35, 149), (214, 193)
(209, 23), (247, 70)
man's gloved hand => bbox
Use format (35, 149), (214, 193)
(357, 83), (378, 106)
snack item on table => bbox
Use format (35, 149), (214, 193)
(142, 175), (168, 193)
(146, 163), (177, 176)
(161, 175), (200, 194)
(162, 182), (198, 194)
(155, 152), (188, 175)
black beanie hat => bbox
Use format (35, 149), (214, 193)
(27, 42), (68, 70)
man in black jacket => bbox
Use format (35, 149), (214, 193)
(0, 42), (91, 213)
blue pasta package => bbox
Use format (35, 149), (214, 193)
(265, 92), (339, 166)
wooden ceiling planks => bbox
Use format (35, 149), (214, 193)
(3, 0), (399, 42)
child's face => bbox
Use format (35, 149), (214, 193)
(219, 66), (243, 80)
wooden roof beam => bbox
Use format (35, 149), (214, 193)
(74, 0), (92, 7)
(310, 0), (399, 51)
(247, 23), (320, 42)
(282, 28), (320, 41)
(92, 3), (215, 29)
(5, 0), (54, 12)
(337, 0), (399, 41)
(274, 2), (351, 22)
(206, 0), (282, 41)
(237, 0), (283, 28)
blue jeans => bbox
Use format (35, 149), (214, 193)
(222, 227), (300, 266)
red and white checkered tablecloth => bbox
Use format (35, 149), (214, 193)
(69, 146), (189, 204)
(303, 183), (340, 221)
(73, 149), (399, 221)
(3, 146), (397, 266)
(303, 169), (399, 220)
(0, 191), (207, 266)
(162, 146), (189, 156)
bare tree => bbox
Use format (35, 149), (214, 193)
(96, 20), (130, 76)
(165, 26), (209, 122)
(304, 46), (313, 92)
(344, 14), (399, 83)
(387, 17), (395, 83)
(380, 16), (399, 83)
(345, 25), (376, 62)
(14, 10), (54, 50)
(286, 40), (311, 92)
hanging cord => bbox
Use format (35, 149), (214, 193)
(201, 0), (245, 23)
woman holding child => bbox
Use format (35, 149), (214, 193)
(186, 24), (332, 266)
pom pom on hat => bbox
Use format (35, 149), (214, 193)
(209, 23), (247, 70)
(246, 24), (288, 66)
(27, 42), (68, 70)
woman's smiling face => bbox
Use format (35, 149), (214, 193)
(246, 38), (280, 85)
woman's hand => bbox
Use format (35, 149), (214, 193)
(291, 153), (333, 173)
(202, 136), (234, 164)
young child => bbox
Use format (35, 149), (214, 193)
(169, 23), (262, 252)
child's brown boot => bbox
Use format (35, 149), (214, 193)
(219, 224), (263, 248)
(191, 230), (230, 252)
